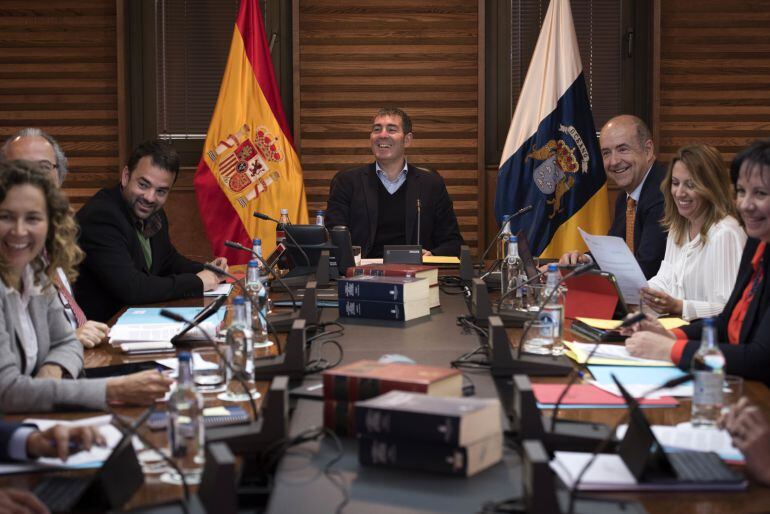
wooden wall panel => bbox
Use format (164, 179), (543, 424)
(0, 1), (120, 209)
(294, 0), (483, 252)
(656, 0), (770, 166)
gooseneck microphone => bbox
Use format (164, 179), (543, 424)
(478, 205), (533, 270)
(160, 309), (259, 420)
(416, 199), (421, 247)
(514, 261), (596, 360)
(253, 211), (311, 266)
(223, 240), (298, 311)
(170, 294), (228, 344)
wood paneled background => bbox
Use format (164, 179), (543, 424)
(292, 0), (484, 253)
(2, 1), (770, 258)
(654, 0), (770, 165)
(0, 0), (120, 210)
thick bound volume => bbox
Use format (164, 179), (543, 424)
(322, 360), (462, 401)
(339, 298), (430, 321)
(337, 276), (429, 303)
(345, 263), (440, 308)
(355, 391), (502, 446)
(324, 399), (356, 436)
(358, 433), (503, 477)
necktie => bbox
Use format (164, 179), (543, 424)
(625, 197), (637, 254)
(53, 273), (88, 328)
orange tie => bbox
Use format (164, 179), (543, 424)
(625, 197), (637, 254)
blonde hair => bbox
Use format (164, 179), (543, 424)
(0, 160), (83, 288)
(661, 144), (737, 246)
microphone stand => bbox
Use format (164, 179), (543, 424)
(253, 211), (311, 267)
(170, 294), (228, 344)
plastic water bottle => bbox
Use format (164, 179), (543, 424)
(500, 236), (525, 310)
(315, 210), (326, 226)
(245, 260), (273, 349)
(498, 214), (512, 260)
(220, 296), (255, 402)
(539, 263), (565, 355)
(252, 238), (263, 267)
(251, 238), (273, 314)
(691, 317), (725, 427)
(166, 352), (205, 485)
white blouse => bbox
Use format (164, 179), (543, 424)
(647, 216), (746, 321)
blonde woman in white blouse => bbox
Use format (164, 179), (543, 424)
(641, 144), (746, 321)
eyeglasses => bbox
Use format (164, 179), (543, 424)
(36, 160), (59, 172)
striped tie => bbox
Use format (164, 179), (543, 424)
(625, 197), (637, 254)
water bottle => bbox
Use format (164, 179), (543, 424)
(276, 208), (291, 247)
(498, 214), (512, 260)
(691, 317), (725, 427)
(252, 238), (264, 268)
(220, 296), (254, 402)
(500, 236), (525, 310)
(538, 263), (565, 355)
(166, 352), (205, 485)
(315, 210), (326, 226)
(251, 238), (273, 314)
(245, 260), (273, 349)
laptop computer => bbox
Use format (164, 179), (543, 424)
(613, 374), (746, 489)
(33, 410), (149, 513)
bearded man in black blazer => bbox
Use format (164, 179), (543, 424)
(325, 108), (463, 258)
(560, 115), (667, 279)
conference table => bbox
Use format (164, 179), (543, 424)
(3, 275), (770, 514)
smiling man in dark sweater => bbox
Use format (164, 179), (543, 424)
(325, 108), (463, 258)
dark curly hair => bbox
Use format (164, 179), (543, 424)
(0, 160), (83, 288)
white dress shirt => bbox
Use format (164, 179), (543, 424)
(647, 216), (746, 321)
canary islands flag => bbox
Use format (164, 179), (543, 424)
(495, 0), (609, 258)
(195, 0), (308, 264)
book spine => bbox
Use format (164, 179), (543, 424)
(323, 399), (356, 437)
(322, 375), (429, 402)
(355, 406), (461, 445)
(338, 299), (406, 321)
(358, 435), (470, 476)
(337, 280), (406, 302)
(346, 267), (416, 278)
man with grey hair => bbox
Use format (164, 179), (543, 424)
(1, 129), (110, 347)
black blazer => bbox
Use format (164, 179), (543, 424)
(608, 162), (667, 279)
(678, 238), (770, 386)
(325, 163), (463, 257)
(74, 186), (204, 322)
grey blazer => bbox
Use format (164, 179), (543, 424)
(0, 275), (107, 413)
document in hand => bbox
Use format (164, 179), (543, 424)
(578, 228), (647, 304)
(0, 415), (120, 474)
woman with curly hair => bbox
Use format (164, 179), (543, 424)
(0, 160), (172, 412)
(640, 144), (746, 320)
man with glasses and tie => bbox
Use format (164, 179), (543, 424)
(0, 129), (110, 347)
(559, 115), (667, 279)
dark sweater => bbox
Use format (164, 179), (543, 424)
(371, 179), (407, 258)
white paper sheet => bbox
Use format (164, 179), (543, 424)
(204, 283), (233, 296)
(579, 228), (648, 304)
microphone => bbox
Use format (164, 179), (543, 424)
(416, 198), (421, 248)
(253, 211), (311, 266)
(160, 309), (259, 420)
(202, 263), (280, 337)
(514, 262), (595, 360)
(478, 205), (533, 268)
(566, 373), (695, 514)
(170, 294), (228, 343)
(224, 240), (298, 311)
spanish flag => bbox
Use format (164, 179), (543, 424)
(195, 0), (308, 264)
(495, 0), (610, 258)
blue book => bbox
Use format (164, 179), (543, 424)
(338, 276), (429, 303)
(339, 298), (430, 322)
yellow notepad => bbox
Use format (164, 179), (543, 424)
(423, 256), (461, 265)
(576, 317), (689, 331)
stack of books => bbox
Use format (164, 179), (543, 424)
(345, 263), (440, 308)
(355, 391), (503, 477)
(321, 360), (462, 436)
(337, 275), (431, 321)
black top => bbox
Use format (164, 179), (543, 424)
(608, 162), (668, 279)
(679, 238), (770, 386)
(325, 163), (463, 258)
(371, 179), (407, 258)
(74, 185), (204, 322)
